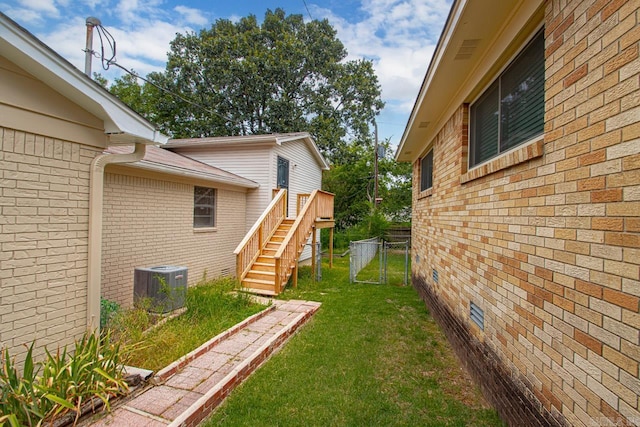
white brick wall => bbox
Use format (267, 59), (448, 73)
(101, 171), (248, 308)
(0, 126), (99, 361)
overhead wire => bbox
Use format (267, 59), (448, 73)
(91, 23), (238, 127)
(302, 0), (313, 20)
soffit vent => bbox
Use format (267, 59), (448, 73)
(419, 121), (430, 129)
(455, 39), (480, 60)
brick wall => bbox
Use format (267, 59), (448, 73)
(411, 1), (640, 425)
(102, 172), (248, 308)
(0, 126), (99, 361)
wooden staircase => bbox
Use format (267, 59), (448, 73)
(240, 219), (294, 295)
(234, 189), (335, 296)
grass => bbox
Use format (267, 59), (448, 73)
(109, 277), (266, 372)
(202, 256), (504, 426)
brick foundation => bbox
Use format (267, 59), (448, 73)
(414, 273), (567, 427)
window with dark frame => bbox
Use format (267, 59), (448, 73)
(193, 186), (216, 228)
(420, 149), (433, 192)
(469, 29), (545, 168)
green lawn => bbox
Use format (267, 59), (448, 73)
(202, 256), (503, 426)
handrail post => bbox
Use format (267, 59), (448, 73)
(275, 258), (281, 293)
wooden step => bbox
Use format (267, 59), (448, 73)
(241, 278), (277, 294)
(256, 256), (275, 265)
(245, 270), (276, 282)
(239, 287), (277, 296)
(252, 262), (275, 272)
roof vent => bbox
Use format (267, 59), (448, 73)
(455, 39), (480, 60)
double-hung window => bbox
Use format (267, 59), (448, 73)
(420, 149), (433, 192)
(193, 186), (216, 228)
(469, 29), (544, 168)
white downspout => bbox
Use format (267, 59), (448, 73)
(87, 143), (147, 333)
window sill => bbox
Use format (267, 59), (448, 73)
(194, 227), (217, 233)
(418, 188), (433, 200)
(461, 137), (544, 184)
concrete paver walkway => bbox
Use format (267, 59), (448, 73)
(88, 299), (320, 427)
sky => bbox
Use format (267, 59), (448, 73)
(2, 0), (452, 149)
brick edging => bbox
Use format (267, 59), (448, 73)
(154, 304), (277, 382)
(167, 303), (321, 427)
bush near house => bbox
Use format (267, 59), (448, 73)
(0, 332), (128, 427)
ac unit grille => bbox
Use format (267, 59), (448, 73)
(134, 265), (188, 313)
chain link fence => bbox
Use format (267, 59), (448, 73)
(349, 238), (409, 285)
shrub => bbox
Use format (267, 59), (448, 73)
(100, 298), (121, 330)
(0, 331), (128, 426)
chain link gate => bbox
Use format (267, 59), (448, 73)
(349, 238), (409, 285)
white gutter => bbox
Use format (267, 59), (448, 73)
(87, 143), (147, 332)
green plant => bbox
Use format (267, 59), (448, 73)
(100, 298), (121, 330)
(152, 274), (187, 314)
(37, 331), (128, 423)
(0, 332), (129, 426)
(115, 276), (266, 371)
(0, 343), (48, 426)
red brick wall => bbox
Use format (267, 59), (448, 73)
(411, 1), (639, 425)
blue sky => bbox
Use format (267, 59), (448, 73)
(2, 0), (452, 148)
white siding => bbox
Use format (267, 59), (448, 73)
(273, 140), (324, 261)
(172, 146), (271, 230)
(172, 138), (325, 261)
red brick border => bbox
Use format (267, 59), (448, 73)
(167, 303), (320, 427)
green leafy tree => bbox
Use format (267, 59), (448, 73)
(323, 139), (412, 229)
(108, 8), (383, 162)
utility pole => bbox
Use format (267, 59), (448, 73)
(374, 120), (379, 207)
(84, 17), (101, 77)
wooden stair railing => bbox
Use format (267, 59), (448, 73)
(273, 190), (334, 293)
(234, 189), (287, 282)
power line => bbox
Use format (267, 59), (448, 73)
(107, 61), (235, 125)
(302, 0), (313, 20)
(90, 23), (238, 127)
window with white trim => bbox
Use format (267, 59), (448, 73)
(193, 186), (216, 228)
(420, 149), (433, 192)
(469, 29), (544, 168)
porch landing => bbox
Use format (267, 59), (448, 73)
(86, 299), (320, 427)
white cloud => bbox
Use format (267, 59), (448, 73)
(174, 5), (209, 27)
(312, 0), (450, 112)
(3, 0), (452, 145)
(17, 0), (58, 14)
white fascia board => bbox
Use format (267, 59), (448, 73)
(277, 133), (330, 170)
(0, 13), (168, 145)
(394, 0), (466, 161)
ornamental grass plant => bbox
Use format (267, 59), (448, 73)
(0, 331), (128, 427)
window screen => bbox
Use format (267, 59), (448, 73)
(470, 29), (544, 167)
(194, 186), (215, 228)
(420, 149), (433, 192)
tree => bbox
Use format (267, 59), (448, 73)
(323, 139), (412, 229)
(109, 8), (383, 163)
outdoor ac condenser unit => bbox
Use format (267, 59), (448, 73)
(134, 265), (188, 313)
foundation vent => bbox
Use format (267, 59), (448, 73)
(470, 302), (484, 330)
